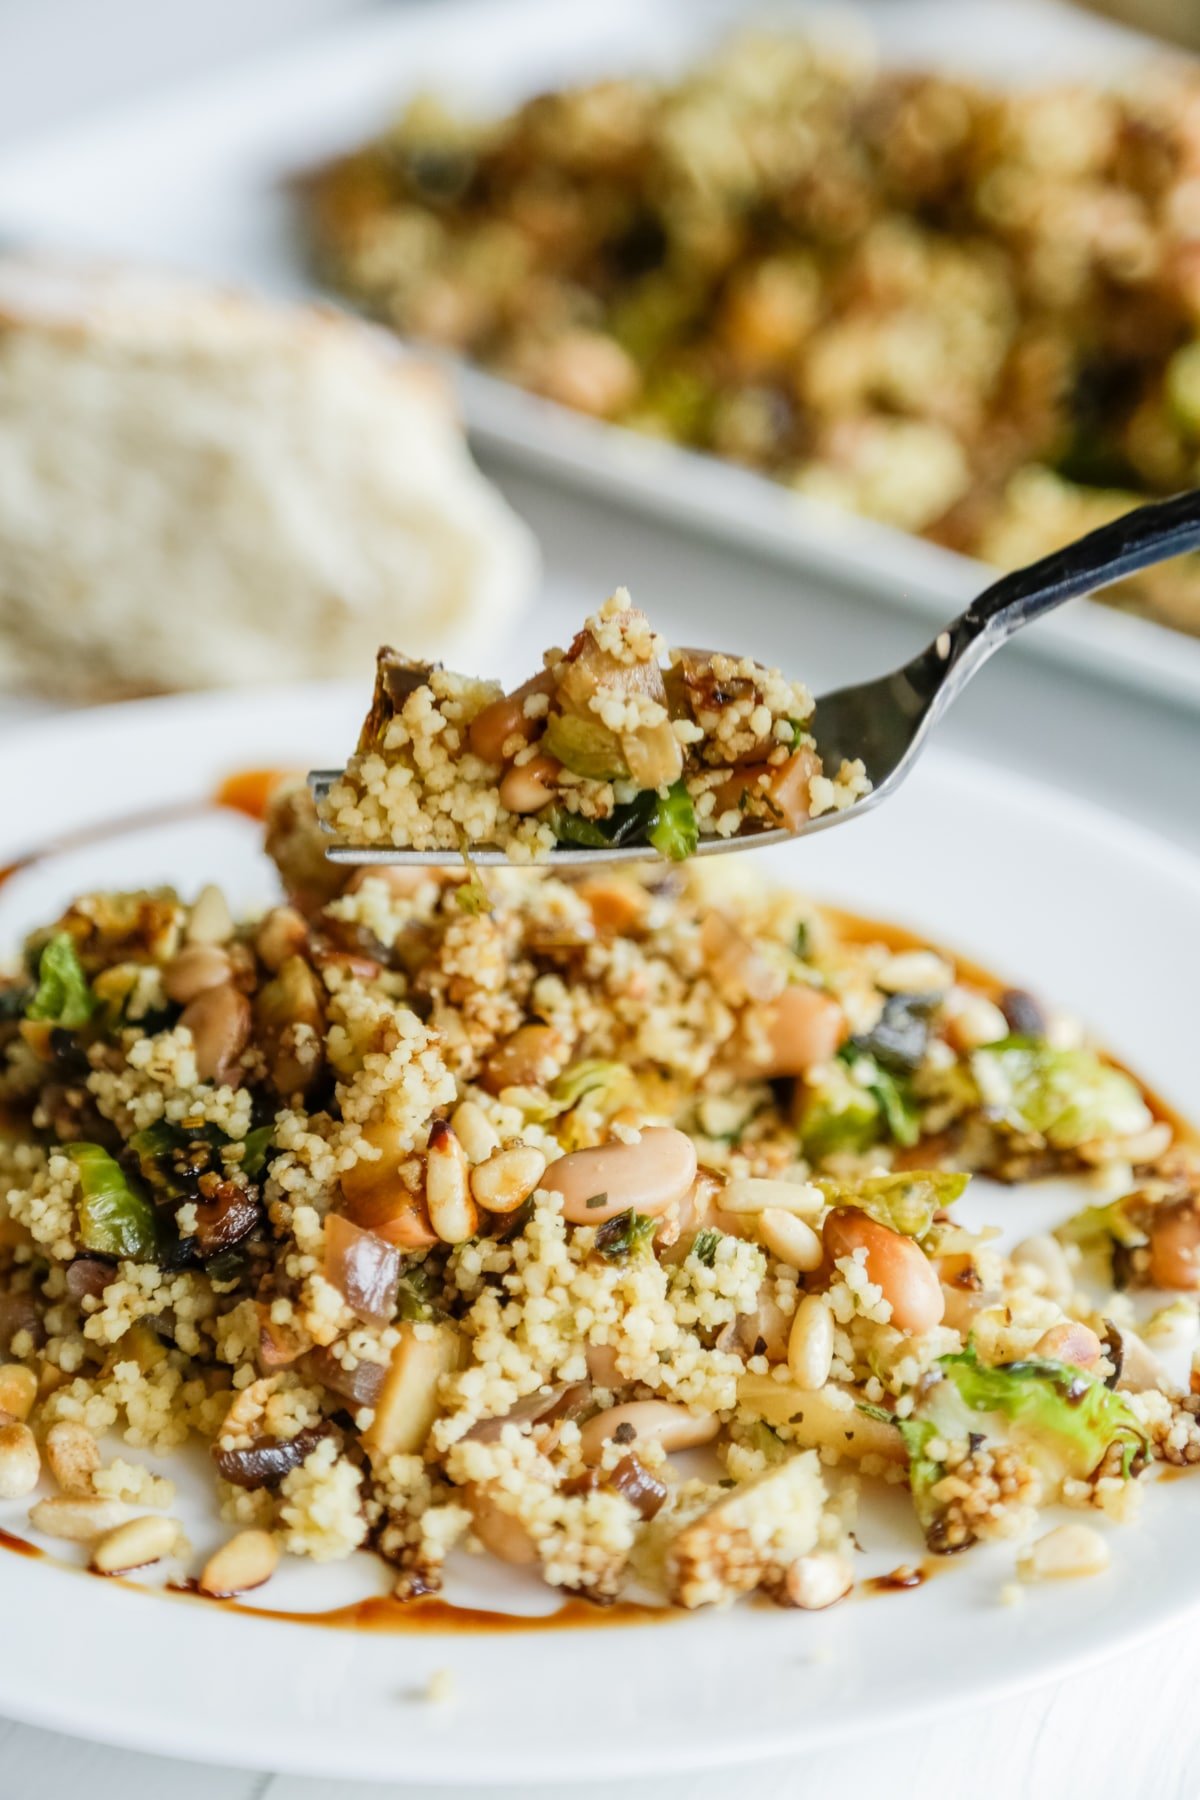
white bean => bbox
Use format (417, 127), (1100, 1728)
(544, 1128), (697, 1226)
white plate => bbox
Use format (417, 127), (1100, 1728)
(1, 0), (1198, 712)
(0, 683), (1199, 1783)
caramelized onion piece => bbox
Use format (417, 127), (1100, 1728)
(212, 1424), (329, 1490)
(308, 1346), (388, 1409)
(324, 1213), (403, 1324)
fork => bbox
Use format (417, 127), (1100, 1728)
(310, 487), (1200, 866)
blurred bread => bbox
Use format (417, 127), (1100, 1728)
(0, 257), (538, 700)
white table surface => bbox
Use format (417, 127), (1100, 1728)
(2, 3), (1200, 1795)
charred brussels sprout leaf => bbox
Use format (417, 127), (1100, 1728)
(27, 935), (94, 1031)
(970, 1040), (1152, 1148)
(240, 1127), (275, 1179)
(66, 1143), (160, 1262)
(819, 1171), (968, 1240)
(647, 782), (698, 861)
(548, 784), (697, 861)
(595, 1209), (658, 1261)
(869, 1066), (920, 1148)
(542, 712), (628, 782)
(797, 1063), (883, 1160)
(1056, 1195), (1147, 1252)
(938, 1344), (1146, 1480)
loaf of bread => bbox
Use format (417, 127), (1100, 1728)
(0, 257), (538, 699)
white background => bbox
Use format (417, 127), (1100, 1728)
(1, 2), (1199, 1795)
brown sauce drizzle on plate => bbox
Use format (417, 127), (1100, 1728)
(0, 1525), (40, 1559)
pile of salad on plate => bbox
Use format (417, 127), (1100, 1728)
(307, 32), (1200, 636)
(317, 590), (868, 861)
(1, 777), (1198, 1612)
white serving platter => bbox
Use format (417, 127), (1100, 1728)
(0, 681), (1198, 1783)
(0, 0), (1199, 709)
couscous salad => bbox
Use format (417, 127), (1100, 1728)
(317, 592), (867, 860)
(0, 783), (1197, 1611)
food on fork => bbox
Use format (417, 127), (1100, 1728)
(317, 590), (868, 859)
(0, 784), (1197, 1615)
(0, 256), (537, 701)
(307, 35), (1200, 636)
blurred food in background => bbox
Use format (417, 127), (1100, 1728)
(0, 257), (537, 702)
(307, 31), (1200, 638)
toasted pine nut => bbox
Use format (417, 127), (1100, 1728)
(757, 1209), (824, 1272)
(1012, 1234), (1074, 1304)
(1034, 1321), (1103, 1370)
(451, 1101), (500, 1165)
(425, 1122), (478, 1245)
(877, 950), (954, 995)
(579, 1400), (718, 1464)
(499, 754), (561, 816)
(778, 1549), (853, 1610)
(180, 983), (251, 1084)
(470, 1145), (547, 1215)
(720, 1178), (824, 1218)
(186, 884), (234, 946)
(1018, 1522), (1110, 1582)
(0, 1363), (37, 1422)
(823, 1207), (944, 1336)
(787, 1294), (834, 1388)
(29, 1496), (130, 1542)
(90, 1513), (183, 1576)
(44, 1419), (101, 1496)
(162, 944), (233, 1005)
(544, 1127), (697, 1227)
(254, 906), (309, 973)
(199, 1529), (279, 1598)
(0, 1422), (40, 1498)
(943, 989), (1009, 1053)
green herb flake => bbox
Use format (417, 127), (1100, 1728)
(692, 1227), (722, 1267)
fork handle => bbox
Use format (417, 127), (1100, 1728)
(934, 486), (1200, 689)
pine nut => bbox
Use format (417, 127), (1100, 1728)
(778, 1549), (854, 1610)
(499, 754), (561, 815)
(0, 1421), (40, 1498)
(186, 884), (234, 946)
(451, 1101), (500, 1164)
(0, 1363), (37, 1422)
(579, 1400), (718, 1464)
(1018, 1522), (1110, 1582)
(470, 1145), (547, 1214)
(943, 989), (1009, 1053)
(255, 906), (310, 973)
(199, 1529), (279, 1598)
(45, 1419), (100, 1496)
(162, 944), (233, 1005)
(787, 1294), (834, 1389)
(757, 1209), (824, 1272)
(1034, 1321), (1103, 1370)
(180, 983), (251, 1084)
(425, 1122), (478, 1244)
(29, 1496), (130, 1542)
(90, 1513), (183, 1576)
(877, 950), (953, 995)
(544, 1128), (698, 1226)
(823, 1207), (945, 1335)
(720, 1178), (824, 1217)
(1012, 1234), (1074, 1304)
